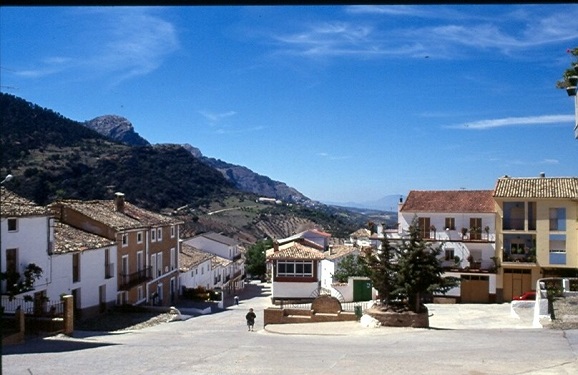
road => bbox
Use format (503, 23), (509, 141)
(3, 282), (578, 375)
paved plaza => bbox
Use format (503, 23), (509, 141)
(3, 282), (578, 375)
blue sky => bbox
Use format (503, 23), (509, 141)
(1, 5), (577, 205)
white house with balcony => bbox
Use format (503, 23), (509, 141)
(1, 187), (54, 313)
(398, 190), (498, 303)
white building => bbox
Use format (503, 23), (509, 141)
(182, 233), (243, 294)
(49, 220), (118, 318)
(1, 187), (53, 312)
(398, 190), (497, 303)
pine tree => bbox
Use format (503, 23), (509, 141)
(362, 235), (398, 306)
(393, 219), (459, 313)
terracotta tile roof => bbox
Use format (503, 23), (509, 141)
(324, 245), (359, 260)
(179, 243), (214, 271)
(400, 190), (495, 213)
(266, 241), (326, 260)
(350, 228), (371, 238)
(51, 198), (182, 231)
(211, 255), (232, 268)
(1, 187), (51, 217)
(53, 220), (115, 254)
(493, 177), (578, 199)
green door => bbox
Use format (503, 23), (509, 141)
(353, 279), (372, 301)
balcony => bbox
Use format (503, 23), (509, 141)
(119, 266), (152, 290)
(502, 250), (536, 264)
(503, 218), (525, 231)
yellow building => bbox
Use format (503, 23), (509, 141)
(493, 175), (578, 302)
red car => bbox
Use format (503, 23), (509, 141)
(513, 291), (536, 300)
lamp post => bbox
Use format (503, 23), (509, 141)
(1, 174), (13, 185)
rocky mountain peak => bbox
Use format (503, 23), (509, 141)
(84, 115), (150, 146)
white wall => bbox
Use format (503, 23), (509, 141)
(48, 246), (118, 311)
(1, 216), (52, 295)
(184, 236), (237, 260)
(179, 259), (213, 290)
(272, 281), (319, 299)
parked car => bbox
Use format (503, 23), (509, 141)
(513, 291), (536, 300)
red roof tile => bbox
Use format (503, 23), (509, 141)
(401, 190), (495, 213)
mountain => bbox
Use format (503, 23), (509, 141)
(0, 93), (233, 211)
(85, 116), (311, 204)
(325, 194), (402, 212)
(0, 93), (374, 241)
(84, 115), (150, 146)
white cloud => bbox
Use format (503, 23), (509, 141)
(446, 115), (574, 130)
(269, 5), (578, 60)
(15, 8), (179, 84)
(199, 110), (237, 122)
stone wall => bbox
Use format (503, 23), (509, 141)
(263, 295), (358, 326)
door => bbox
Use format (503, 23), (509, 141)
(353, 279), (373, 302)
(503, 269), (532, 301)
(461, 275), (489, 303)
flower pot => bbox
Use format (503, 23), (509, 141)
(566, 86), (577, 96)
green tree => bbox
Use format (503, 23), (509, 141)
(393, 220), (459, 313)
(361, 236), (398, 306)
(332, 254), (370, 283)
(245, 239), (272, 278)
(556, 47), (578, 89)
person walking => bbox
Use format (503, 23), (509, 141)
(245, 308), (256, 331)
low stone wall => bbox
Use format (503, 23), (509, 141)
(365, 306), (429, 328)
(264, 295), (358, 326)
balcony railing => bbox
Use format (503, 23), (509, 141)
(119, 266), (152, 290)
(502, 251), (535, 263)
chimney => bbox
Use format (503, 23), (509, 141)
(539, 172), (546, 178)
(114, 192), (125, 212)
(273, 240), (279, 252)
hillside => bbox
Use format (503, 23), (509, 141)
(0, 93), (385, 241)
(0, 93), (234, 211)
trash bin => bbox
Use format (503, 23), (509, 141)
(354, 305), (362, 319)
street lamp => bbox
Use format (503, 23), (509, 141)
(1, 174), (13, 185)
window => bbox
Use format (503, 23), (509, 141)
(444, 218), (455, 231)
(138, 286), (144, 301)
(73, 253), (80, 283)
(151, 229), (156, 242)
(276, 260), (314, 277)
(418, 217), (431, 239)
(137, 251), (144, 272)
(171, 225), (175, 238)
(157, 252), (163, 276)
(170, 248), (176, 270)
(7, 218), (17, 231)
(157, 228), (162, 241)
(122, 233), (128, 247)
(549, 208), (566, 231)
(470, 218), (482, 240)
(444, 248), (455, 261)
(137, 232), (143, 244)
(151, 253), (157, 277)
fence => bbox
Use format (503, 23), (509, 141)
(287, 300), (374, 312)
(1, 296), (64, 317)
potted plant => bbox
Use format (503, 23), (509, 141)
(461, 227), (468, 240)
